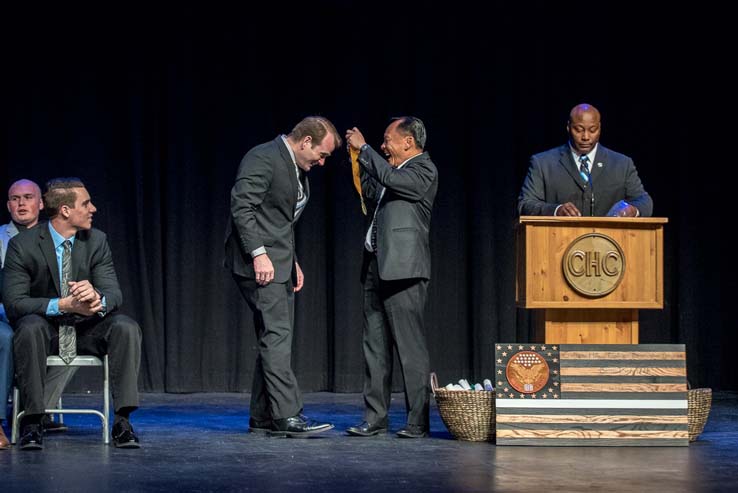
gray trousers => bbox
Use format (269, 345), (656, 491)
(362, 254), (430, 427)
(233, 274), (302, 421)
(13, 313), (141, 416)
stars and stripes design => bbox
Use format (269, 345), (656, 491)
(495, 344), (689, 446)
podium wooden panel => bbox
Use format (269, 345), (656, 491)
(516, 216), (667, 344)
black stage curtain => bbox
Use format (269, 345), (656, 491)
(2, 3), (734, 392)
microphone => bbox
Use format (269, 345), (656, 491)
(586, 171), (594, 216)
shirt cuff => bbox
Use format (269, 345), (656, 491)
(96, 295), (108, 318)
(251, 246), (267, 258)
(46, 298), (61, 316)
(554, 204), (563, 216)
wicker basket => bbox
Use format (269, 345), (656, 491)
(687, 388), (712, 442)
(431, 373), (495, 442)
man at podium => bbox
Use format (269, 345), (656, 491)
(517, 103), (653, 217)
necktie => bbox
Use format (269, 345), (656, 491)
(58, 240), (77, 364)
(579, 155), (591, 182)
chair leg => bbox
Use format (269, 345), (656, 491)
(57, 396), (64, 424)
(11, 387), (20, 444)
(103, 355), (110, 445)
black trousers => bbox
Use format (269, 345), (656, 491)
(362, 254), (430, 427)
(13, 313), (141, 416)
(233, 274), (302, 421)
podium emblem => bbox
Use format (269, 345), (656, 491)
(563, 233), (625, 297)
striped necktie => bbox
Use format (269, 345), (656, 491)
(579, 155), (591, 182)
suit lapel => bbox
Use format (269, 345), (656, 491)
(38, 227), (62, 297)
(590, 145), (607, 183)
(71, 232), (86, 281)
(276, 137), (299, 215)
(557, 146), (586, 191)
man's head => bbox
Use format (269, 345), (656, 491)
(567, 104), (601, 155)
(7, 179), (43, 227)
(381, 116), (426, 166)
(288, 116), (342, 172)
(43, 178), (97, 232)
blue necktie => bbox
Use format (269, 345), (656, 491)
(579, 155), (591, 183)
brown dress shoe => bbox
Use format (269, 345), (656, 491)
(0, 425), (10, 450)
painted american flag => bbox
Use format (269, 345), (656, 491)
(494, 344), (688, 446)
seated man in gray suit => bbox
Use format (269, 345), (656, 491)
(518, 103), (653, 217)
(3, 178), (142, 450)
(1, 179), (76, 449)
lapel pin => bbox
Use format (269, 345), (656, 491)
(597, 162), (603, 167)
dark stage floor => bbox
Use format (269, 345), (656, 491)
(2, 391), (737, 492)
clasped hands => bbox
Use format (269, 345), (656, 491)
(59, 280), (103, 316)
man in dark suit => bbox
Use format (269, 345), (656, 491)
(3, 178), (142, 450)
(344, 117), (438, 438)
(518, 103), (653, 217)
(225, 116), (341, 437)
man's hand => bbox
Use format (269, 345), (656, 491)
(606, 200), (638, 217)
(345, 127), (367, 151)
(556, 202), (582, 216)
(254, 253), (275, 286)
(294, 261), (304, 292)
(67, 280), (101, 304)
(59, 295), (103, 317)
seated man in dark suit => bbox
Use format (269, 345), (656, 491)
(2, 178), (142, 450)
(518, 103), (653, 217)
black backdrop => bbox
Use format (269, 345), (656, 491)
(2, 3), (735, 392)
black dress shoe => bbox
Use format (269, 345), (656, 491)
(112, 420), (141, 449)
(396, 424), (428, 438)
(19, 424), (43, 450)
(248, 417), (272, 434)
(346, 420), (388, 437)
(269, 414), (333, 438)
(41, 415), (69, 433)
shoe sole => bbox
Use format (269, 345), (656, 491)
(113, 441), (141, 449)
(43, 427), (69, 433)
(268, 424), (334, 438)
(396, 431), (429, 438)
(346, 428), (388, 437)
(248, 426), (271, 434)
(20, 443), (43, 450)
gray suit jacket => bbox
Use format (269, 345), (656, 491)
(2, 225), (123, 325)
(517, 144), (653, 217)
(360, 146), (438, 281)
(224, 136), (308, 283)
(0, 221), (20, 267)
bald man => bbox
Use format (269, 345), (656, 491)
(518, 103), (653, 217)
(1, 179), (76, 448)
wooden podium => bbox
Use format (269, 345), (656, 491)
(516, 216), (668, 344)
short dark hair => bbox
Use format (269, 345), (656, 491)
(288, 116), (342, 149)
(43, 177), (85, 219)
(392, 116), (427, 150)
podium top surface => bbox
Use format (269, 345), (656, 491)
(519, 216), (668, 225)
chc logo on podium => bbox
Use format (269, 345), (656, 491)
(562, 233), (625, 297)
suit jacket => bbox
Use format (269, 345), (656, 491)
(0, 221), (20, 267)
(517, 144), (653, 217)
(360, 146), (438, 281)
(1, 225), (123, 325)
(224, 136), (308, 284)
